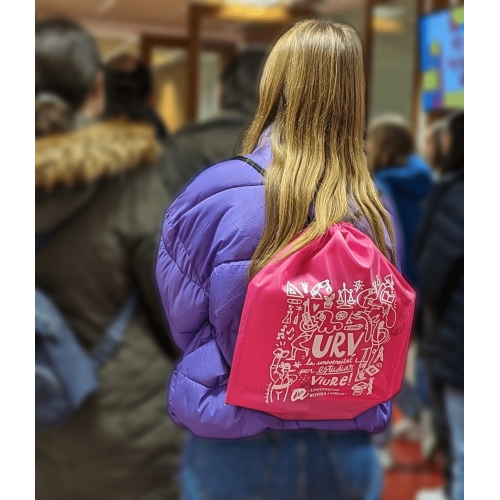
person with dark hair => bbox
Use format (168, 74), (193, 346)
(35, 19), (103, 135)
(161, 48), (267, 192)
(219, 49), (264, 117)
(414, 110), (464, 500)
(104, 53), (169, 139)
(35, 18), (182, 499)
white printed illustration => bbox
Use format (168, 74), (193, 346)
(337, 283), (356, 309)
(265, 274), (399, 405)
(282, 306), (294, 324)
(352, 381), (369, 396)
(288, 299), (315, 360)
(310, 279), (332, 299)
(324, 294), (335, 309)
(287, 281), (304, 298)
(266, 348), (298, 403)
(291, 388), (308, 401)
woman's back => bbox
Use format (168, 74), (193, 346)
(156, 19), (401, 500)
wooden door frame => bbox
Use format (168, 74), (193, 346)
(185, 2), (312, 122)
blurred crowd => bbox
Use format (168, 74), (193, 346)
(35, 17), (464, 500)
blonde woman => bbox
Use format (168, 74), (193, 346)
(156, 20), (395, 500)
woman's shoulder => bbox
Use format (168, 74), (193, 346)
(164, 156), (266, 227)
(160, 157), (266, 279)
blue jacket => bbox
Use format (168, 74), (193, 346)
(374, 154), (433, 289)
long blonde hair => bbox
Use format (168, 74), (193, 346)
(242, 19), (396, 278)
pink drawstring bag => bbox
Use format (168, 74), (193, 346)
(226, 223), (416, 420)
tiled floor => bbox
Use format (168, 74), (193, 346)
(382, 407), (445, 500)
(382, 440), (444, 500)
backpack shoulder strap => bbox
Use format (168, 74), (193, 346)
(233, 155), (266, 177)
(233, 155), (315, 226)
(91, 289), (138, 369)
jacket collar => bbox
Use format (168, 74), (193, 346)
(36, 120), (160, 192)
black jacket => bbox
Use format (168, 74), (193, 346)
(414, 169), (464, 387)
(160, 110), (251, 193)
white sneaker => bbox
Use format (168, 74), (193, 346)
(392, 417), (421, 441)
(414, 487), (447, 500)
(376, 445), (395, 470)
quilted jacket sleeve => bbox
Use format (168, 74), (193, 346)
(155, 235), (210, 353)
(155, 164), (285, 437)
(155, 159), (266, 350)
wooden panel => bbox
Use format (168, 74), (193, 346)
(429, 0), (451, 12)
(37, 0), (187, 27)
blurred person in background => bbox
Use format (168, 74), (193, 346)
(368, 144), (406, 279)
(422, 119), (447, 178)
(105, 53), (169, 139)
(36, 18), (182, 499)
(366, 114), (433, 290)
(156, 20), (390, 500)
(417, 116), (454, 498)
(414, 110), (464, 500)
(161, 48), (266, 192)
(369, 166), (406, 471)
(366, 115), (434, 452)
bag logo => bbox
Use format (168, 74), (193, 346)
(265, 274), (397, 404)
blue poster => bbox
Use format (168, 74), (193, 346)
(419, 7), (464, 112)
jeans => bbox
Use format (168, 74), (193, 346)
(416, 356), (431, 408)
(395, 380), (423, 420)
(444, 385), (464, 500)
(181, 431), (383, 500)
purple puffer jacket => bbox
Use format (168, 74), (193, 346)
(155, 140), (394, 439)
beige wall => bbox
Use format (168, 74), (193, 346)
(334, 0), (416, 124)
(153, 55), (190, 134)
(152, 50), (222, 134)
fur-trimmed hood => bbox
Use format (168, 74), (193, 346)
(36, 120), (161, 191)
(35, 120), (161, 233)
